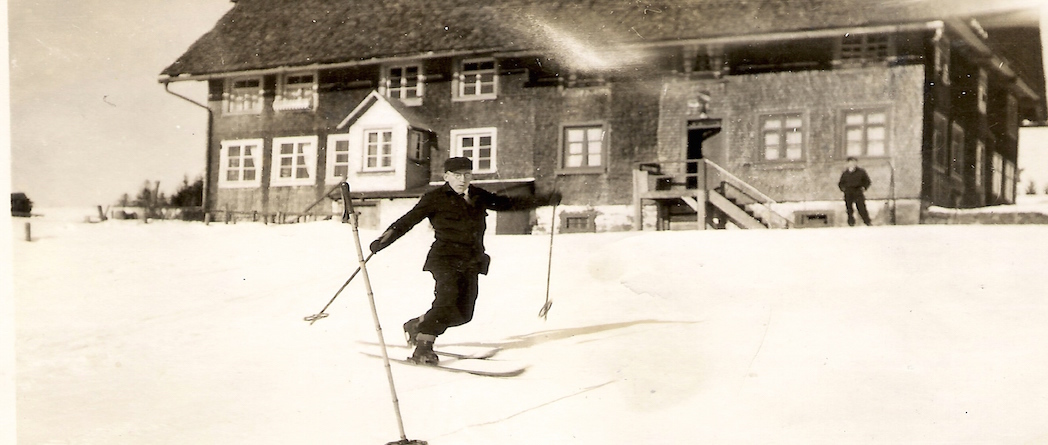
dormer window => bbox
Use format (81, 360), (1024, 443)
(274, 72), (317, 111)
(384, 64), (423, 105)
(225, 77), (263, 114)
(454, 58), (498, 101)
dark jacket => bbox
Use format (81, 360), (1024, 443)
(838, 167), (871, 193)
(377, 183), (553, 273)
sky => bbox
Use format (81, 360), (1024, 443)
(4, 0), (1048, 207)
(7, 0), (234, 207)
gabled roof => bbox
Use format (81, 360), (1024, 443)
(161, 0), (1040, 78)
(336, 91), (434, 132)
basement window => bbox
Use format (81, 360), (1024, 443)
(560, 211), (597, 233)
(794, 211), (833, 228)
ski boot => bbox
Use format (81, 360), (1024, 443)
(403, 317), (422, 346)
(409, 334), (439, 365)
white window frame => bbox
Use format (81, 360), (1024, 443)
(383, 64), (424, 106)
(326, 134), (353, 182)
(454, 58), (498, 101)
(451, 128), (497, 174)
(559, 123), (607, 173)
(218, 139), (264, 188)
(270, 136), (318, 187)
(225, 77), (264, 114)
(759, 112), (806, 162)
(841, 108), (889, 158)
(274, 72), (317, 112)
(362, 129), (395, 172)
(1004, 160), (1016, 203)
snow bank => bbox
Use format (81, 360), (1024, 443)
(11, 214), (1048, 444)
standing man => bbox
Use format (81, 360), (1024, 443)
(838, 156), (872, 226)
(368, 157), (561, 365)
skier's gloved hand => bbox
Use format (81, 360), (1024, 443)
(369, 230), (394, 254)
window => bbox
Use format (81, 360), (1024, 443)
(225, 77), (263, 114)
(760, 113), (805, 162)
(408, 130), (431, 162)
(842, 109), (888, 157)
(274, 72), (317, 111)
(451, 128), (497, 173)
(840, 33), (892, 62)
(327, 135), (352, 181)
(219, 139), (263, 188)
(270, 136), (317, 187)
(455, 58), (497, 100)
(991, 152), (1003, 198)
(932, 113), (948, 171)
(363, 129), (394, 171)
(561, 125), (606, 171)
(385, 64), (423, 105)
(974, 140), (985, 188)
(950, 123), (964, 177)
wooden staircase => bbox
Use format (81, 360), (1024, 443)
(632, 159), (791, 230)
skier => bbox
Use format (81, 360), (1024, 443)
(838, 156), (872, 226)
(368, 157), (561, 364)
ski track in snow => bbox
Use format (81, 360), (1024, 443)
(10, 206), (1048, 444)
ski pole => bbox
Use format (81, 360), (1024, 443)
(538, 196), (558, 320)
(303, 252), (373, 324)
(340, 182), (423, 445)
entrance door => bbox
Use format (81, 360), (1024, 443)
(686, 119), (723, 189)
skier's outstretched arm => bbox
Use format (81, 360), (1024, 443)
(369, 195), (434, 253)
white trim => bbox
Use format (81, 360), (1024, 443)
(218, 139), (264, 188)
(450, 127), (498, 173)
(269, 136), (319, 187)
(429, 177), (535, 186)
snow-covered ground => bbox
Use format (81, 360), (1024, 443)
(10, 207), (1048, 444)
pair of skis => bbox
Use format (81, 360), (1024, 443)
(358, 342), (525, 378)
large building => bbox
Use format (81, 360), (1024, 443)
(160, 0), (1045, 232)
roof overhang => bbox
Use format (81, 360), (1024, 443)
(944, 17), (1041, 103)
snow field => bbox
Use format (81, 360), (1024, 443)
(12, 209), (1048, 444)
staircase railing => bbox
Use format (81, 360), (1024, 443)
(702, 159), (792, 229)
(634, 159), (792, 229)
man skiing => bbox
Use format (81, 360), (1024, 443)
(368, 157), (560, 365)
(838, 156), (872, 226)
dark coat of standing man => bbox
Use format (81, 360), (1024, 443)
(838, 156), (872, 226)
(368, 157), (561, 365)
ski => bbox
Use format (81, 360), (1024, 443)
(360, 352), (526, 378)
(357, 341), (501, 360)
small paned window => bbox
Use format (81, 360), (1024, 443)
(274, 73), (317, 111)
(562, 125), (605, 171)
(950, 123), (965, 177)
(760, 113), (805, 162)
(456, 58), (497, 100)
(386, 65), (423, 103)
(991, 152), (1004, 198)
(270, 136), (317, 187)
(219, 139), (263, 188)
(364, 130), (394, 171)
(451, 128), (497, 173)
(842, 109), (888, 157)
(932, 113), (948, 171)
(840, 34), (892, 62)
(331, 138), (351, 179)
(226, 77), (263, 113)
(974, 140), (985, 188)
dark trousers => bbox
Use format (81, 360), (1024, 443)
(417, 268), (480, 336)
(844, 189), (871, 226)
